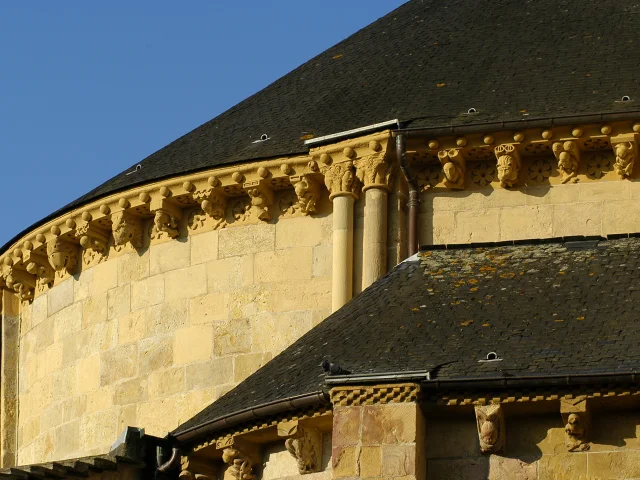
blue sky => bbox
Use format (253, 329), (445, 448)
(0, 1), (405, 246)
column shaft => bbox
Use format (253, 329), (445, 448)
(332, 195), (354, 312)
(1, 290), (19, 468)
(362, 188), (388, 289)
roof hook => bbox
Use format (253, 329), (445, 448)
(125, 164), (142, 175)
(478, 352), (503, 363)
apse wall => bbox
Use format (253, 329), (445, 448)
(418, 151), (640, 245)
(16, 213), (333, 464)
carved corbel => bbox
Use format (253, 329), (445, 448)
(288, 175), (321, 216)
(553, 141), (581, 184)
(179, 456), (219, 480)
(561, 397), (590, 452)
(2, 258), (35, 303)
(111, 210), (144, 249)
(322, 161), (359, 200)
(437, 148), (466, 189)
(474, 404), (505, 454)
(75, 219), (109, 266)
(611, 134), (638, 179)
(193, 180), (228, 229)
(222, 448), (258, 480)
(23, 250), (54, 293)
(355, 142), (395, 192)
(46, 237), (79, 279)
(494, 144), (521, 188)
(243, 181), (274, 222)
(150, 197), (182, 240)
(278, 420), (322, 474)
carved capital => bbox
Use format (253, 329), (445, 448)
(322, 161), (359, 200)
(111, 211), (143, 249)
(179, 456), (218, 480)
(611, 134), (637, 179)
(494, 144), (521, 188)
(288, 175), (321, 216)
(76, 222), (109, 267)
(221, 448), (257, 480)
(243, 181), (274, 222)
(561, 397), (590, 452)
(46, 237), (79, 279)
(553, 141), (581, 184)
(193, 187), (228, 230)
(474, 404), (505, 454)
(355, 152), (395, 192)
(437, 148), (466, 189)
(278, 420), (322, 474)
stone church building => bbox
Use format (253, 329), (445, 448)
(1, 0), (639, 478)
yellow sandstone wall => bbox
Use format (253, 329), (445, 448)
(421, 158), (640, 245)
(426, 410), (640, 479)
(16, 214), (333, 464)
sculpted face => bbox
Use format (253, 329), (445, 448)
(480, 420), (498, 446)
(443, 162), (459, 182)
(497, 155), (516, 183)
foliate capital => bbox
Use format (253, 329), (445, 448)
(355, 151), (395, 192)
(322, 161), (359, 200)
(75, 221), (109, 267)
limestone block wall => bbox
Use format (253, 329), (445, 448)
(420, 163), (640, 245)
(426, 410), (640, 479)
(15, 214), (333, 464)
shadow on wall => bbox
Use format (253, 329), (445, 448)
(425, 409), (640, 480)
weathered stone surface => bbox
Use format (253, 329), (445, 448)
(145, 299), (188, 336)
(488, 456), (536, 480)
(53, 302), (82, 342)
(100, 343), (137, 386)
(62, 395), (87, 423)
(149, 238), (191, 275)
(53, 419), (80, 460)
(500, 205), (553, 241)
(190, 230), (219, 265)
(185, 357), (233, 390)
(113, 376), (148, 405)
(130, 275), (164, 311)
(213, 318), (251, 356)
(233, 353), (269, 382)
(76, 355), (100, 394)
(276, 216), (326, 248)
(90, 259), (118, 296)
(332, 445), (358, 478)
(148, 367), (185, 398)
(139, 335), (173, 373)
(164, 264), (207, 301)
(427, 458), (490, 480)
(218, 223), (275, 258)
(118, 310), (146, 344)
(255, 247), (313, 283)
(107, 284), (131, 320)
(361, 403), (419, 445)
(48, 278), (74, 315)
(117, 250), (150, 285)
(190, 292), (229, 324)
(206, 255), (253, 292)
(537, 453), (587, 480)
(332, 406), (361, 447)
(359, 445), (382, 477)
(82, 293), (108, 328)
(174, 325), (213, 365)
(312, 244), (332, 278)
(381, 444), (416, 477)
(587, 451), (640, 479)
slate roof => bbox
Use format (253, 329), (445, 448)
(7, 0), (639, 252)
(173, 235), (640, 437)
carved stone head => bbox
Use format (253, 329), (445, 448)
(475, 404), (505, 454)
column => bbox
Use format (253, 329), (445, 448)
(324, 161), (359, 312)
(357, 145), (395, 290)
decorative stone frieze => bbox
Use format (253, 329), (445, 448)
(243, 181), (274, 222)
(221, 448), (258, 480)
(494, 144), (521, 188)
(471, 162), (496, 187)
(329, 383), (420, 407)
(553, 140), (581, 183)
(277, 420), (322, 474)
(323, 161), (359, 200)
(611, 134), (637, 179)
(75, 219), (109, 267)
(111, 210), (143, 249)
(46, 237), (79, 279)
(288, 175), (321, 216)
(474, 404), (505, 454)
(561, 397), (590, 452)
(437, 148), (466, 189)
(179, 456), (219, 480)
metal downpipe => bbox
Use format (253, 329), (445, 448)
(396, 133), (420, 255)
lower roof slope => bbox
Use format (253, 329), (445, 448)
(173, 235), (640, 437)
(35, 0), (640, 221)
